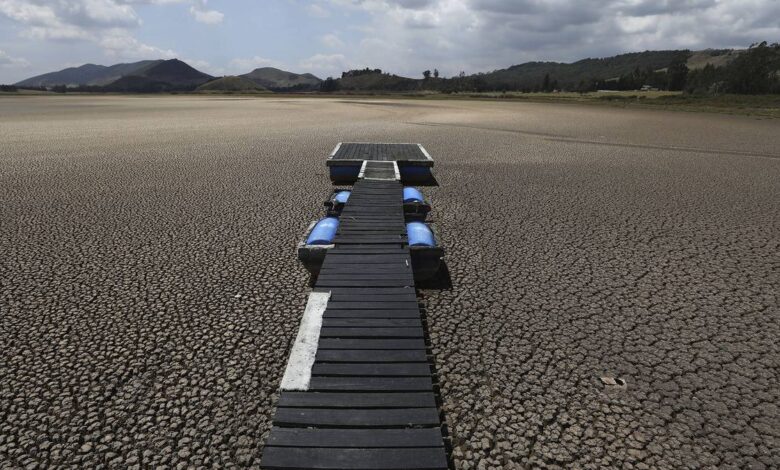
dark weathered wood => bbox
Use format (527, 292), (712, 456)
(311, 363), (431, 377)
(264, 175), (446, 465)
(277, 392), (436, 408)
(321, 265), (411, 273)
(318, 327), (424, 338)
(261, 447), (447, 470)
(316, 280), (413, 288)
(265, 427), (444, 447)
(323, 309), (422, 318)
(322, 318), (421, 327)
(329, 143), (432, 163)
(315, 349), (428, 363)
(326, 287), (415, 295)
(317, 275), (414, 282)
(317, 338), (426, 350)
(328, 293), (418, 302)
(326, 301), (420, 310)
(323, 257), (411, 264)
(272, 407), (440, 427)
(308, 376), (433, 391)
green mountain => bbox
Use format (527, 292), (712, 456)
(102, 59), (213, 92)
(15, 60), (163, 87)
(241, 67), (321, 91)
(479, 50), (693, 90)
(336, 72), (419, 92)
(196, 76), (270, 92)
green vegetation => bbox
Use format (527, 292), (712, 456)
(472, 50), (692, 92)
(317, 44), (779, 97)
(241, 67), (320, 91)
(324, 69), (418, 92)
(686, 42), (780, 94)
(196, 76), (270, 93)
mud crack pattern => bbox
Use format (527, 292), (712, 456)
(1, 96), (778, 469)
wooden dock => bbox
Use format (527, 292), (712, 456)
(261, 145), (447, 469)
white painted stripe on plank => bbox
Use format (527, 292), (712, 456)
(280, 291), (331, 391)
(418, 144), (434, 161)
(393, 161), (401, 181)
(328, 142), (342, 159)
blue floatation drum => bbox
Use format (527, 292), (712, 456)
(403, 187), (425, 204)
(406, 222), (436, 246)
(307, 217), (339, 245)
(334, 191), (351, 204)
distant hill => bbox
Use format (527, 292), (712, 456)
(479, 50), (693, 90)
(319, 49), (748, 93)
(241, 67), (320, 91)
(102, 59), (213, 92)
(686, 49), (743, 70)
(336, 72), (419, 92)
(15, 60), (162, 87)
(196, 76), (270, 93)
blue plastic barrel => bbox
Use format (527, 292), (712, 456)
(334, 191), (351, 204)
(307, 217), (339, 245)
(403, 187), (425, 204)
(407, 222), (436, 247)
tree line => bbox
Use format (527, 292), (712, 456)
(319, 42), (780, 95)
(686, 42), (780, 94)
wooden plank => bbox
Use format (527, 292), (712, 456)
(322, 318), (421, 327)
(319, 327), (424, 338)
(265, 427), (443, 447)
(311, 363), (431, 376)
(323, 309), (421, 318)
(326, 301), (419, 310)
(323, 257), (410, 264)
(320, 268), (412, 275)
(277, 392), (436, 408)
(316, 280), (413, 288)
(317, 274), (413, 281)
(316, 349), (427, 363)
(308, 376), (433, 391)
(330, 246), (407, 252)
(261, 447), (448, 469)
(272, 407), (440, 427)
(317, 338), (426, 350)
(328, 293), (418, 302)
(326, 287), (415, 295)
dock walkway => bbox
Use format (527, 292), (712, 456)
(261, 173), (448, 469)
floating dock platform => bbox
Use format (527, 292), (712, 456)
(261, 144), (447, 470)
(326, 143), (435, 185)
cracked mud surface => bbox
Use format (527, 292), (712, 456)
(1, 96), (778, 469)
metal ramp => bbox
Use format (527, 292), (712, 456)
(359, 160), (400, 181)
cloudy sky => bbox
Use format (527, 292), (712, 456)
(1, 0), (778, 83)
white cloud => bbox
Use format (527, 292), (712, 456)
(318, 0), (780, 77)
(320, 33), (344, 48)
(305, 3), (330, 18)
(0, 0), (215, 61)
(189, 0), (223, 24)
(228, 56), (285, 74)
(298, 53), (350, 78)
(99, 29), (176, 58)
(0, 49), (30, 68)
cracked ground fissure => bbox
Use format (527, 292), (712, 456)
(1, 96), (778, 469)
